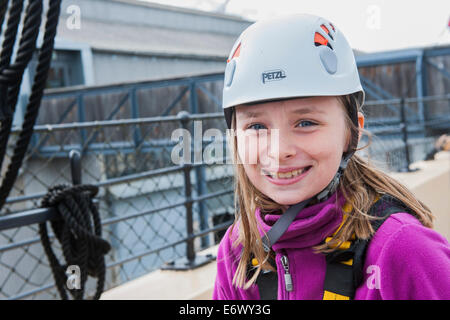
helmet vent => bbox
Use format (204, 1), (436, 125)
(314, 24), (334, 49)
(315, 23), (337, 74)
(314, 33), (333, 49)
(320, 24), (333, 40)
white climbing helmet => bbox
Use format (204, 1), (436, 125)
(223, 13), (365, 129)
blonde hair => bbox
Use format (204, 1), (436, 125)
(227, 94), (434, 289)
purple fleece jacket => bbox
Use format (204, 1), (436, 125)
(212, 190), (450, 300)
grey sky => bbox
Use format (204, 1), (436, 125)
(142, 0), (450, 53)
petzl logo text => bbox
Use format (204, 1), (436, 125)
(262, 69), (286, 83)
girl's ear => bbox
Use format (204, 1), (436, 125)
(357, 111), (365, 142)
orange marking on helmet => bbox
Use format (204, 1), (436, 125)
(320, 24), (330, 34)
(227, 43), (241, 63)
(314, 32), (328, 46)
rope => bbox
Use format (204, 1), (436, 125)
(0, 1), (9, 36)
(39, 184), (111, 300)
(0, 0), (61, 210)
(0, 0), (42, 171)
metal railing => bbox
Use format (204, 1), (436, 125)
(361, 94), (450, 172)
(0, 110), (234, 299)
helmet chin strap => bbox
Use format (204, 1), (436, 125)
(315, 152), (352, 202)
(261, 151), (354, 253)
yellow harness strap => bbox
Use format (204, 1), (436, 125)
(322, 195), (380, 300)
(323, 290), (351, 300)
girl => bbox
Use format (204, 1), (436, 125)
(213, 14), (450, 300)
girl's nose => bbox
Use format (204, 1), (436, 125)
(267, 129), (297, 161)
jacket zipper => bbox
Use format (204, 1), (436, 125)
(280, 253), (293, 299)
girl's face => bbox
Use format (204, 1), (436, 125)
(235, 96), (362, 207)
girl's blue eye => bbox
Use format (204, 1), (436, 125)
(297, 120), (316, 127)
(248, 123), (266, 130)
(247, 121), (315, 130)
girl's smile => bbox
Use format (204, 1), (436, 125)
(261, 165), (312, 185)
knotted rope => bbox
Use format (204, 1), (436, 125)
(39, 184), (111, 300)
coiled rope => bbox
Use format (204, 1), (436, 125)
(39, 184), (111, 300)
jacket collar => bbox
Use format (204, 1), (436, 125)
(255, 190), (346, 251)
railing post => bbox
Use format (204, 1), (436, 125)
(181, 112), (195, 263)
(69, 149), (82, 185)
(399, 98), (418, 172)
(161, 111), (215, 270)
(189, 80), (209, 249)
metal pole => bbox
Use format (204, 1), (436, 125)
(415, 51), (426, 138)
(179, 111), (195, 263)
(161, 111), (215, 270)
(399, 98), (416, 172)
(69, 149), (81, 185)
(189, 81), (209, 249)
(193, 119), (209, 248)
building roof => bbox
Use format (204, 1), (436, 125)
(56, 17), (238, 60)
(53, 0), (253, 59)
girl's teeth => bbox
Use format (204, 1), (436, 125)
(267, 167), (310, 179)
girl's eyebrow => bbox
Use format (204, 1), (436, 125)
(291, 107), (326, 115)
(241, 106), (324, 118)
(241, 110), (264, 118)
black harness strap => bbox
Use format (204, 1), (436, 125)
(262, 198), (313, 252)
(247, 252), (278, 300)
(256, 269), (279, 300)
